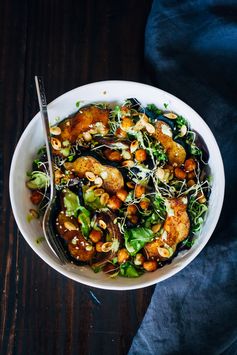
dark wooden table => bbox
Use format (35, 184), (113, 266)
(0, 1), (154, 354)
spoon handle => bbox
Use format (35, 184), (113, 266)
(35, 76), (55, 201)
(35, 76), (69, 264)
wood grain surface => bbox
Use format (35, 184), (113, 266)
(0, 1), (154, 354)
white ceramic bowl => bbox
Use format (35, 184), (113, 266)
(9, 80), (225, 290)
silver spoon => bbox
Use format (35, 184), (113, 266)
(35, 76), (69, 264)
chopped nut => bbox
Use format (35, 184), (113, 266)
(152, 223), (162, 233)
(82, 131), (92, 141)
(130, 140), (139, 153)
(98, 219), (107, 229)
(156, 167), (165, 181)
(133, 114), (149, 131)
(145, 123), (155, 134)
(122, 150), (132, 160)
(180, 125), (187, 137)
(101, 242), (112, 252)
(85, 244), (93, 251)
(94, 188), (105, 196)
(50, 126), (61, 136)
(100, 192), (110, 205)
(85, 171), (95, 181)
(158, 247), (171, 258)
(134, 253), (145, 266)
(94, 176), (103, 187)
(163, 112), (177, 119)
(122, 160), (135, 168)
(64, 221), (77, 231)
(51, 137), (61, 150)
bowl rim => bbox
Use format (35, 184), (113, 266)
(9, 80), (225, 290)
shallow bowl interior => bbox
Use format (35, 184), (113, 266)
(9, 80), (225, 290)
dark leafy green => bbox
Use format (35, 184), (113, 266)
(26, 171), (49, 190)
(63, 188), (91, 237)
(124, 227), (154, 256)
(119, 262), (143, 278)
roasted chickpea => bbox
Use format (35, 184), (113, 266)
(104, 149), (122, 162)
(174, 167), (186, 180)
(135, 184), (146, 199)
(128, 214), (139, 224)
(89, 229), (103, 243)
(96, 241), (104, 252)
(197, 191), (207, 204)
(107, 195), (122, 210)
(143, 260), (158, 272)
(139, 199), (150, 210)
(135, 149), (147, 162)
(116, 188), (128, 202)
(127, 204), (137, 215)
(117, 248), (130, 264)
(187, 171), (196, 180)
(187, 179), (196, 187)
(121, 117), (134, 131)
(184, 158), (197, 172)
(30, 190), (43, 205)
(126, 181), (135, 189)
(115, 127), (127, 138)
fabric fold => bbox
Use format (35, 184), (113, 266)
(129, 1), (237, 354)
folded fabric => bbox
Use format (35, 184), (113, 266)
(129, 1), (237, 354)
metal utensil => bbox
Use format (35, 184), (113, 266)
(35, 76), (69, 264)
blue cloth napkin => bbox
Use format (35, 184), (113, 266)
(129, 1), (237, 354)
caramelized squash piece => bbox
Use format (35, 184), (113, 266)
(145, 197), (190, 259)
(57, 105), (110, 144)
(163, 197), (190, 247)
(55, 211), (79, 239)
(65, 230), (95, 261)
(64, 156), (124, 194)
(154, 121), (186, 166)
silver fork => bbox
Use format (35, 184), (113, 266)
(35, 76), (69, 264)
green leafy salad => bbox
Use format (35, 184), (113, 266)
(26, 98), (211, 278)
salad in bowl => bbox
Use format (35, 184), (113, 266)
(26, 98), (211, 278)
(10, 81), (224, 290)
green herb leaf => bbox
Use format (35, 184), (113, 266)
(146, 103), (162, 116)
(26, 171), (50, 190)
(84, 188), (103, 210)
(176, 115), (188, 129)
(63, 189), (80, 217)
(63, 188), (91, 237)
(78, 208), (91, 237)
(188, 195), (208, 232)
(119, 261), (142, 278)
(124, 227), (154, 256)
